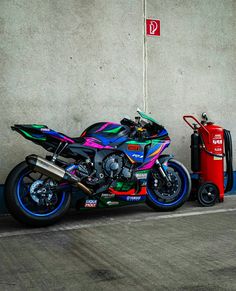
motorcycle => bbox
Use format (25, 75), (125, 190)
(4, 109), (191, 226)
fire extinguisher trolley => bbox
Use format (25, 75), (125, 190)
(183, 113), (233, 206)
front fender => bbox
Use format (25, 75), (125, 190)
(158, 154), (174, 167)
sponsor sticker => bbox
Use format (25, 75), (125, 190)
(132, 154), (143, 159)
(84, 199), (97, 208)
(107, 201), (119, 206)
(126, 196), (142, 202)
(117, 195), (146, 202)
(41, 128), (50, 132)
(128, 144), (141, 151)
(101, 193), (115, 198)
(135, 172), (148, 179)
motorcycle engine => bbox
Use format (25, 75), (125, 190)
(103, 154), (123, 178)
(102, 154), (133, 179)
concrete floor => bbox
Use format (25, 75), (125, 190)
(0, 197), (236, 291)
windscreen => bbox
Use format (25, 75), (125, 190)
(137, 108), (158, 124)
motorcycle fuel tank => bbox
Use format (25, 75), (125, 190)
(80, 122), (130, 146)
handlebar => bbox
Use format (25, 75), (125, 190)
(120, 117), (149, 139)
(183, 115), (209, 135)
(120, 118), (138, 127)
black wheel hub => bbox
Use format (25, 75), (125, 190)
(198, 183), (218, 206)
(151, 170), (181, 200)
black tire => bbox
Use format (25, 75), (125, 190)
(4, 161), (71, 227)
(197, 182), (219, 207)
(146, 159), (191, 211)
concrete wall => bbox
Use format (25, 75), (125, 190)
(0, 0), (143, 183)
(146, 0), (236, 169)
(0, 0), (236, 183)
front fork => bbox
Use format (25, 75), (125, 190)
(154, 155), (173, 187)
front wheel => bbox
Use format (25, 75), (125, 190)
(146, 159), (191, 211)
(4, 162), (71, 227)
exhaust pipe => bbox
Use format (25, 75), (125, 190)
(26, 155), (92, 195)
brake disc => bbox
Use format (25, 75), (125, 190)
(152, 169), (181, 200)
(30, 180), (53, 204)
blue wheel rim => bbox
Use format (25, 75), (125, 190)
(17, 171), (66, 217)
(147, 161), (188, 207)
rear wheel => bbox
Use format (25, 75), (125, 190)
(4, 162), (71, 227)
(146, 159), (191, 211)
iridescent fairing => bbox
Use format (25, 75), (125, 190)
(94, 122), (119, 133)
(80, 122), (129, 147)
(11, 124), (76, 144)
(83, 137), (113, 149)
(40, 128), (75, 144)
(12, 110), (171, 202)
(138, 135), (171, 170)
(8, 107), (192, 228)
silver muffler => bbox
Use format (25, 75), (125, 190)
(26, 155), (92, 195)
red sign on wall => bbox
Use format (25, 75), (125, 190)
(146, 19), (160, 36)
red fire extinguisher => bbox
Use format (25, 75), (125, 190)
(183, 113), (233, 206)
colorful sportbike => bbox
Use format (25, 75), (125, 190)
(5, 109), (191, 226)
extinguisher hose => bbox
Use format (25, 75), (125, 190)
(224, 129), (234, 193)
(199, 135), (225, 158)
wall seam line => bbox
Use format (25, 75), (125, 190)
(143, 0), (148, 112)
